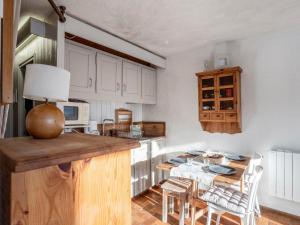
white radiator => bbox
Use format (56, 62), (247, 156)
(269, 149), (300, 202)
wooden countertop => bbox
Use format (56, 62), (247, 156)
(0, 133), (140, 173)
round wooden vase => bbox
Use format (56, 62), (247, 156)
(26, 103), (65, 139)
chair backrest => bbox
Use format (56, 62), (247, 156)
(247, 165), (263, 213)
(247, 152), (263, 175)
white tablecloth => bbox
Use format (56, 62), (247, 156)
(170, 161), (229, 190)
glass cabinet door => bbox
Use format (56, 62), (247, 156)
(200, 76), (216, 111)
(217, 74), (235, 111)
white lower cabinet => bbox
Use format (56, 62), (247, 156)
(131, 141), (151, 197)
(131, 148), (136, 198)
(131, 137), (166, 197)
(150, 138), (166, 186)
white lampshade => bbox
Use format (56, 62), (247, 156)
(23, 64), (70, 102)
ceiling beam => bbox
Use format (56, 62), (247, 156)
(47, 0), (66, 23)
(1, 0), (14, 104)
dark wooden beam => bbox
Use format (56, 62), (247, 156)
(1, 0), (14, 104)
(65, 32), (155, 68)
(47, 0), (66, 23)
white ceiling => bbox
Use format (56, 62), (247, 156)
(22, 0), (300, 56)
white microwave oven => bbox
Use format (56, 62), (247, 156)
(56, 101), (90, 125)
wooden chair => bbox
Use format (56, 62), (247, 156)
(161, 177), (193, 225)
(214, 152), (263, 217)
(244, 153), (263, 217)
(193, 165), (263, 225)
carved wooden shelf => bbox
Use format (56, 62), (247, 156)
(196, 66), (242, 134)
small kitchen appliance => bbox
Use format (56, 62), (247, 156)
(84, 120), (100, 135)
(56, 100), (90, 126)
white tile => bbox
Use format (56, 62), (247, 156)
(89, 100), (143, 123)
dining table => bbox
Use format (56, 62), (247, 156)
(157, 152), (250, 192)
(156, 151), (251, 222)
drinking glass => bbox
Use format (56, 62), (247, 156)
(203, 157), (209, 166)
(187, 157), (193, 166)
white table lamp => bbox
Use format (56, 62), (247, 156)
(23, 64), (70, 139)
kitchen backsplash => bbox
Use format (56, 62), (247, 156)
(88, 100), (143, 123)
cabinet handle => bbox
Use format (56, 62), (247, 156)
(88, 78), (93, 87)
(116, 82), (120, 91)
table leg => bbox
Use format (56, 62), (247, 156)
(192, 180), (198, 198)
(162, 189), (168, 223)
(191, 202), (196, 225)
(184, 198), (190, 219)
(169, 196), (175, 214)
(179, 195), (185, 225)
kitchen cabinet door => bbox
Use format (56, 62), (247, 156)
(150, 138), (167, 186)
(130, 149), (137, 198)
(96, 53), (122, 98)
(122, 61), (142, 101)
(132, 141), (151, 196)
(141, 67), (156, 104)
(65, 42), (96, 94)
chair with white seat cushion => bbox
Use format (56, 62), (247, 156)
(201, 165), (263, 225)
(215, 152), (263, 217)
(161, 177), (193, 225)
(242, 153), (263, 217)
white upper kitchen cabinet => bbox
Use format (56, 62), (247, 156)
(141, 67), (156, 104)
(65, 42), (96, 95)
(122, 61), (142, 102)
(96, 53), (122, 99)
(65, 41), (157, 103)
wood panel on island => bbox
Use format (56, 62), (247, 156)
(0, 133), (140, 225)
(196, 66), (242, 134)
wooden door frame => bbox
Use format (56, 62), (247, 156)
(1, 0), (14, 104)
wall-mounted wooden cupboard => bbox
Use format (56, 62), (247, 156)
(65, 41), (157, 104)
(195, 66), (242, 134)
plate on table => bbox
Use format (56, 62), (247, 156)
(186, 150), (205, 156)
(167, 157), (187, 166)
(225, 154), (246, 161)
(208, 165), (236, 175)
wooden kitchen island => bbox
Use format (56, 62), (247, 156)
(0, 133), (140, 225)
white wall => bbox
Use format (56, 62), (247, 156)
(143, 29), (300, 216)
(89, 101), (142, 123)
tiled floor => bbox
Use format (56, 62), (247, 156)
(132, 186), (300, 225)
